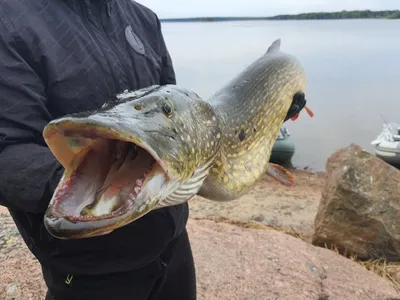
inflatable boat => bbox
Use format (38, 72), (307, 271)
(371, 122), (400, 165)
(270, 127), (296, 165)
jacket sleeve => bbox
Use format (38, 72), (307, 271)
(155, 16), (176, 85)
(0, 19), (64, 214)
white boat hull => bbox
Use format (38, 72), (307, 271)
(371, 122), (400, 165)
(374, 145), (400, 165)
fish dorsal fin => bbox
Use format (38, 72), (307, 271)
(266, 39), (281, 54)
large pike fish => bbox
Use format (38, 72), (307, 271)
(43, 39), (312, 239)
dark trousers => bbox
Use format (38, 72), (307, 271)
(44, 229), (196, 300)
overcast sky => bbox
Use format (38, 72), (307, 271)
(135, 0), (399, 18)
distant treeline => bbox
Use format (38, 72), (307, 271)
(269, 10), (400, 20)
(160, 10), (400, 23)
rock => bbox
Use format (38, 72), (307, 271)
(188, 219), (400, 300)
(252, 215), (265, 222)
(312, 143), (400, 261)
(5, 283), (20, 300)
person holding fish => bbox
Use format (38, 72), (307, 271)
(0, 0), (311, 299)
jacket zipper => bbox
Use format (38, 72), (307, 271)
(99, 6), (135, 90)
(80, 2), (122, 91)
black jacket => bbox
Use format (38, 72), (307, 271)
(0, 0), (188, 276)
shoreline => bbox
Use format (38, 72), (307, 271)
(189, 167), (325, 243)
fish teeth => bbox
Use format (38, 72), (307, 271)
(125, 197), (134, 207)
(136, 179), (143, 187)
(134, 186), (141, 194)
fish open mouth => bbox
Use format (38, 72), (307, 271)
(43, 121), (169, 239)
(51, 140), (156, 220)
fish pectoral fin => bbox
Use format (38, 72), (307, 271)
(266, 163), (295, 186)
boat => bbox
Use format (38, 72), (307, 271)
(371, 122), (400, 165)
(269, 126), (296, 165)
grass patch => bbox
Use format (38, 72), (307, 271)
(320, 243), (400, 294)
(358, 259), (400, 293)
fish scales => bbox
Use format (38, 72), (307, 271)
(198, 43), (306, 201)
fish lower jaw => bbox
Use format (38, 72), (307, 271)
(51, 182), (143, 222)
(44, 140), (170, 240)
(47, 169), (148, 222)
(44, 166), (168, 239)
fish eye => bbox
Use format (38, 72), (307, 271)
(162, 99), (174, 118)
(134, 103), (143, 111)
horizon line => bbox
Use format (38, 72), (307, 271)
(159, 9), (400, 21)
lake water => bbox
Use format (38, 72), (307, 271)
(160, 19), (400, 171)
